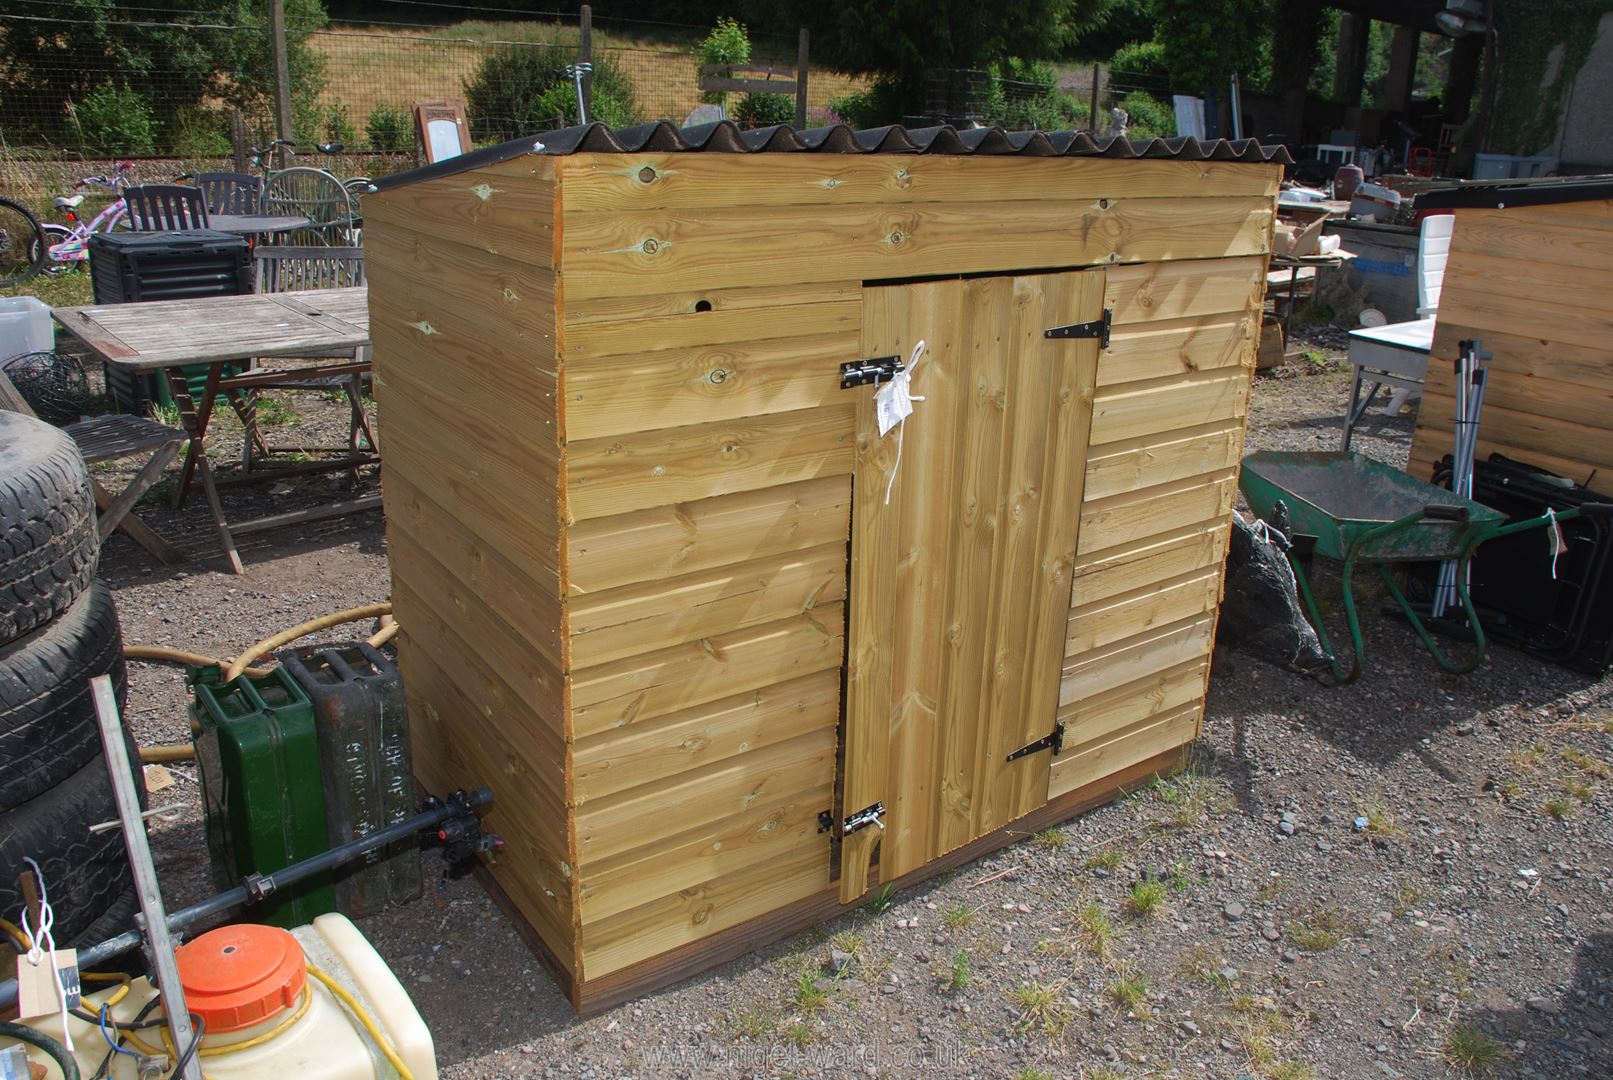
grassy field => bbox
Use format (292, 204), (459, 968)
(310, 19), (867, 135)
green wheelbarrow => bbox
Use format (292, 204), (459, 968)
(1238, 451), (1612, 684)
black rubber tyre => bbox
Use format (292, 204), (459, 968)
(0, 581), (126, 811)
(0, 412), (97, 646)
(70, 884), (140, 954)
(0, 754), (139, 945)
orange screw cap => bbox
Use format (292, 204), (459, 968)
(176, 923), (307, 1033)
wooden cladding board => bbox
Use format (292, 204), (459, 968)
(1408, 203), (1613, 496)
(556, 156), (1280, 299)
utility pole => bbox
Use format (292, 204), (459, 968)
(269, 0), (295, 166)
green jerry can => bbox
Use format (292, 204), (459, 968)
(190, 664), (336, 928)
(277, 642), (423, 917)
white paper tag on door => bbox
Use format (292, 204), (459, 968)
(874, 371), (915, 437)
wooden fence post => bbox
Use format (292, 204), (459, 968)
(795, 28), (810, 128)
(579, 4), (593, 124)
(229, 107), (250, 173)
(1088, 63), (1101, 133)
(268, 0), (295, 166)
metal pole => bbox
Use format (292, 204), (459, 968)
(795, 28), (810, 129)
(578, 4), (593, 125)
(268, 0), (296, 167)
(91, 677), (203, 1080)
(1230, 72), (1244, 140)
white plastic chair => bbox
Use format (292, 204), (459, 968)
(1341, 213), (1454, 449)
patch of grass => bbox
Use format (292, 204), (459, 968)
(1565, 779), (1595, 802)
(1505, 741), (1549, 770)
(1267, 1063), (1318, 1080)
(1033, 827), (1066, 850)
(252, 395), (299, 427)
(152, 402), (183, 428)
(1180, 946), (1233, 990)
(1015, 1067), (1055, 1080)
(1496, 778), (1522, 800)
(789, 970), (832, 1011)
(1084, 847), (1122, 870)
(947, 948), (970, 993)
(1127, 880), (1166, 917)
(942, 904), (975, 931)
(1107, 968), (1149, 1014)
(1151, 758), (1232, 828)
(1562, 746), (1611, 779)
(1169, 864), (1193, 893)
(1255, 877), (1291, 903)
(724, 1006), (774, 1040)
(1082, 1071), (1126, 1080)
(781, 1021), (816, 1047)
(1443, 1022), (1503, 1075)
(1287, 907), (1350, 952)
(1009, 980), (1071, 1037)
(1300, 348), (1328, 369)
(1390, 881), (1427, 916)
(830, 930), (865, 957)
(1077, 902), (1117, 957)
(1356, 795), (1399, 835)
(868, 883), (896, 914)
(1543, 797), (1575, 820)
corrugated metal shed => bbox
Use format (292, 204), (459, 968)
(372, 120), (1293, 190)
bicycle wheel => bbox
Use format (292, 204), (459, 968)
(33, 224), (82, 275)
(0, 198), (47, 287)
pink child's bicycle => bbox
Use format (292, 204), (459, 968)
(41, 160), (136, 269)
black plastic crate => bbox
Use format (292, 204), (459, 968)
(88, 230), (252, 414)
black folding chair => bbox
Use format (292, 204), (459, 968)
(124, 185), (210, 231)
(194, 172), (263, 215)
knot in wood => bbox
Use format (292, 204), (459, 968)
(887, 229), (907, 246)
(1098, 198), (1111, 210)
(637, 166), (658, 183)
(642, 238), (661, 254)
(708, 368), (730, 385)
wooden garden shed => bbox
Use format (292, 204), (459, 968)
(361, 121), (1288, 1012)
(1407, 180), (1613, 495)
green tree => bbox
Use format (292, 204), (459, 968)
(1153, 0), (1270, 131)
(0, 0), (327, 149)
(748, 0), (1109, 120)
(696, 16), (752, 107)
(463, 45), (638, 143)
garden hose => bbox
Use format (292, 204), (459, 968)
(222, 603), (393, 682)
(0, 1021), (80, 1080)
(123, 645), (273, 680)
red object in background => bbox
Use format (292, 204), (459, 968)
(1407, 148), (1434, 177)
(1335, 163), (1365, 202)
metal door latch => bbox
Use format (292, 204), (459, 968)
(822, 802), (886, 836)
(840, 356), (904, 389)
(1006, 721), (1066, 762)
(1044, 309), (1112, 349)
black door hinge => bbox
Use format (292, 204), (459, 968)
(1006, 721), (1065, 762)
(840, 355), (903, 389)
(1044, 308), (1112, 349)
(822, 802), (886, 836)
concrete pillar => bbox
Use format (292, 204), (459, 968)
(1443, 34), (1483, 123)
(1379, 24), (1421, 112)
(1333, 13), (1370, 106)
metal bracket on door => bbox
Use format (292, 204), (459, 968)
(1043, 308), (1112, 349)
(1006, 720), (1066, 762)
(840, 356), (904, 389)
(822, 802), (886, 836)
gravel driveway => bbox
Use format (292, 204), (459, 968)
(94, 339), (1611, 1080)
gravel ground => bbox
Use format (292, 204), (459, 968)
(91, 334), (1612, 1080)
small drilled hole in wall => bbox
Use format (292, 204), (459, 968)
(694, 299), (713, 312)
(638, 166), (657, 183)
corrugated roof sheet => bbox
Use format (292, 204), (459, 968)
(370, 120), (1293, 191)
(1416, 177), (1613, 211)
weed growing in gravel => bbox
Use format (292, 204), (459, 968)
(830, 930), (864, 956)
(1082, 1071), (1126, 1080)
(1084, 848), (1122, 870)
(1180, 946), (1233, 989)
(1390, 881), (1427, 916)
(1107, 968), (1149, 1015)
(1240, 1022), (1313, 1079)
(1561, 746), (1611, 778)
(1015, 1067), (1055, 1080)
(1151, 759), (1232, 828)
(1078, 902), (1117, 956)
(1266, 1062), (1318, 1080)
(1287, 907), (1350, 951)
(1010, 980), (1071, 1037)
(868, 883), (896, 913)
(724, 1006), (775, 1040)
(947, 948), (970, 992)
(1496, 778), (1522, 800)
(782, 1022), (816, 1047)
(1255, 876), (1291, 903)
(1543, 797), (1575, 820)
(254, 395), (299, 426)
(1564, 779), (1595, 802)
(1127, 880), (1166, 917)
(790, 970), (832, 1011)
(1505, 741), (1548, 770)
(942, 904), (976, 930)
(1355, 796), (1398, 835)
(1034, 827), (1066, 850)
(1443, 1022), (1503, 1074)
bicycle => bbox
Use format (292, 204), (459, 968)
(38, 160), (136, 271)
(0, 197), (46, 286)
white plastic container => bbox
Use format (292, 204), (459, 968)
(7, 914), (437, 1080)
(0, 296), (53, 362)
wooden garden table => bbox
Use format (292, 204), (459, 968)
(52, 287), (378, 573)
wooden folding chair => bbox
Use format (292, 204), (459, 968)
(124, 185), (210, 231)
(0, 370), (184, 564)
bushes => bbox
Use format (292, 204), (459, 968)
(1109, 40), (1168, 84)
(733, 92), (794, 128)
(70, 83), (155, 156)
(366, 104), (413, 151)
(827, 81), (906, 128)
(464, 45), (638, 143)
(1117, 91), (1176, 139)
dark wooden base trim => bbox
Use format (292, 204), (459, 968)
(480, 746), (1188, 1016)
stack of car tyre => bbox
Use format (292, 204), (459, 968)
(0, 410), (140, 947)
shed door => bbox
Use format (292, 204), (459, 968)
(839, 269), (1105, 902)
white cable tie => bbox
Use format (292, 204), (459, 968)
(1546, 507), (1563, 581)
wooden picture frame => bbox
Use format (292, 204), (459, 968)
(413, 99), (471, 164)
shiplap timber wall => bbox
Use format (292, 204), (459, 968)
(364, 149), (1281, 1001)
(1407, 201), (1613, 495)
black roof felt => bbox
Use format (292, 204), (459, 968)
(370, 120), (1294, 192)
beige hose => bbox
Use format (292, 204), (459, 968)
(139, 744), (195, 763)
(368, 614), (399, 649)
(223, 602), (394, 682)
(123, 645), (275, 680)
